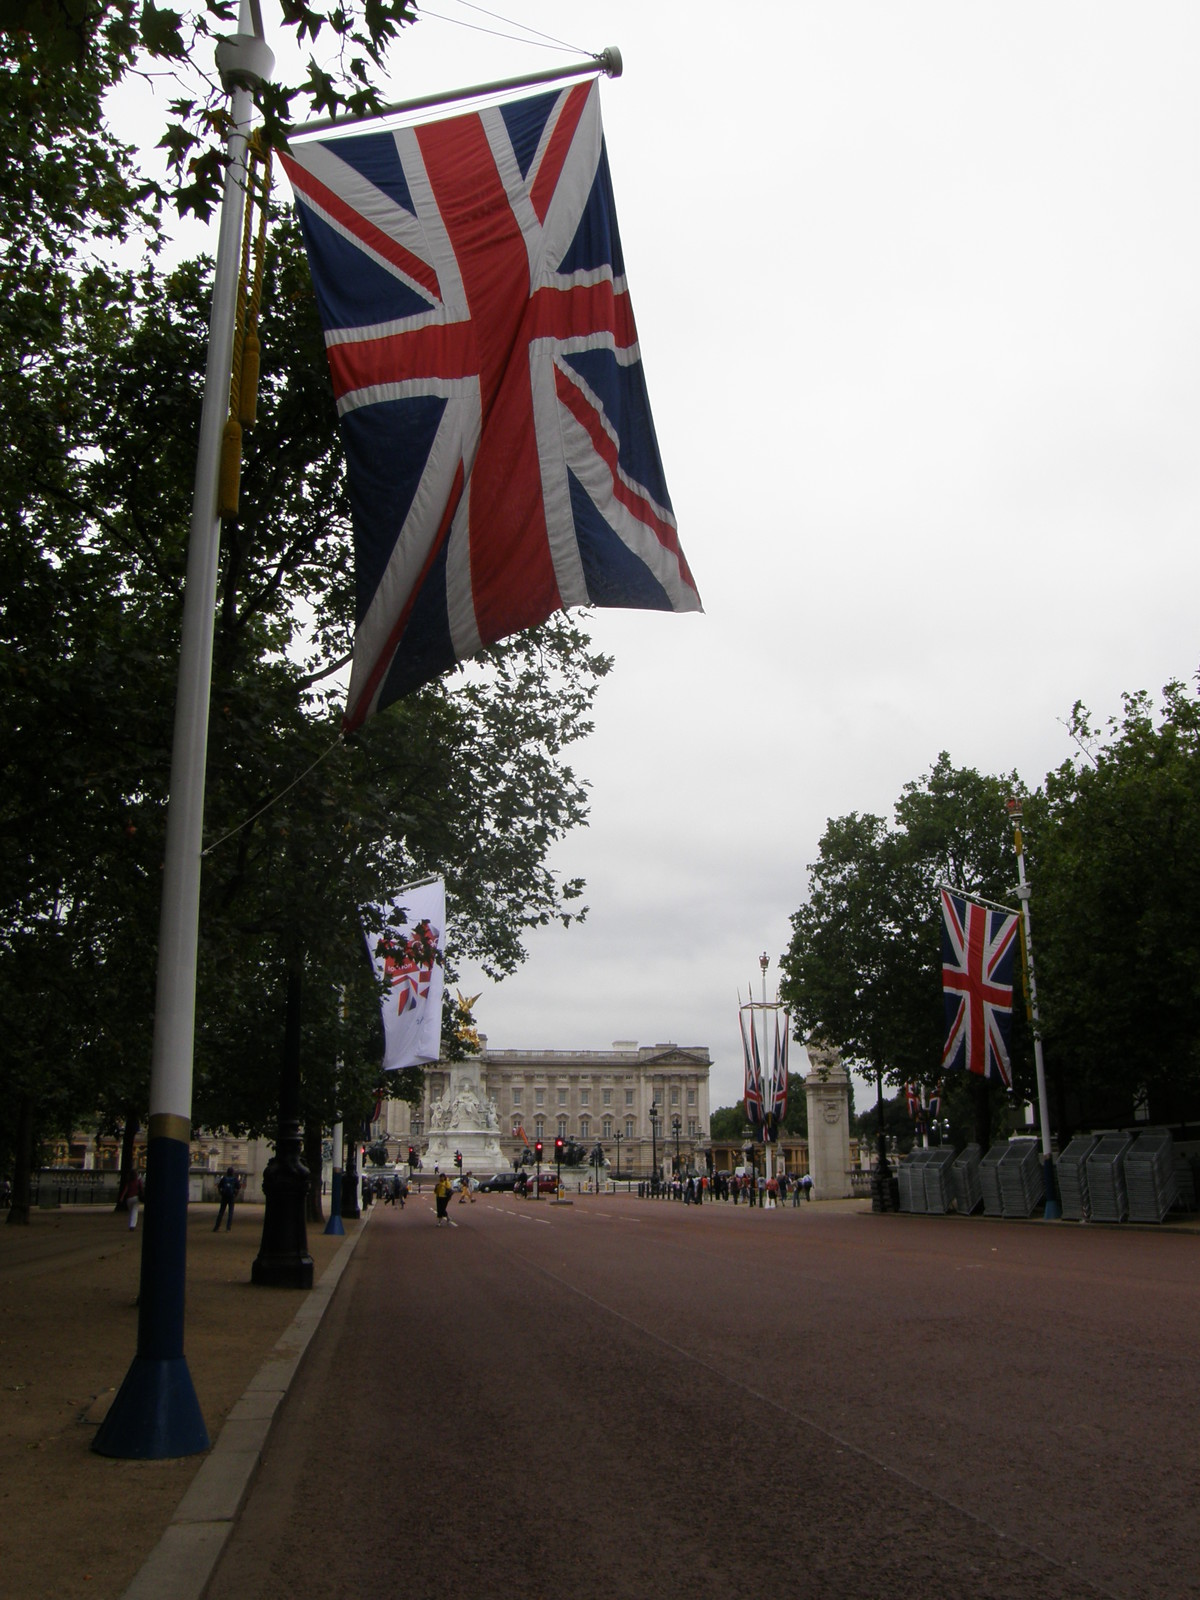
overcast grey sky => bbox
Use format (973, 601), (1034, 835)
(119, 2), (1200, 1111)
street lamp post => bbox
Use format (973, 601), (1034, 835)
(672, 1114), (681, 1177)
(615, 1128), (622, 1183)
(650, 1108), (659, 1191)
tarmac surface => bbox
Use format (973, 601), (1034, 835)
(5, 1192), (1199, 1600)
(210, 1192), (1197, 1600)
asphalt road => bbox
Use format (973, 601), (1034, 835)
(210, 1194), (1199, 1600)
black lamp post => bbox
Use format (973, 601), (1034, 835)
(672, 1114), (681, 1176)
(614, 1128), (622, 1182)
(650, 1107), (659, 1189)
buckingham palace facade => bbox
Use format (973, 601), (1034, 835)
(382, 1039), (712, 1174)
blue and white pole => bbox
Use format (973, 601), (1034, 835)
(325, 1119), (346, 1235)
(93, 8), (273, 1459)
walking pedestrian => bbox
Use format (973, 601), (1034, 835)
(213, 1166), (239, 1231)
(120, 1170), (144, 1231)
(434, 1170), (452, 1225)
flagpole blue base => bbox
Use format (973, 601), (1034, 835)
(1042, 1156), (1062, 1219)
(92, 1354), (210, 1458)
(324, 1170), (345, 1234)
(92, 1129), (210, 1458)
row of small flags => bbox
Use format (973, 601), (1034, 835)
(739, 997), (789, 1140)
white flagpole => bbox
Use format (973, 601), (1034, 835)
(93, 4), (274, 1460)
(293, 46), (623, 137)
(1007, 798), (1060, 1219)
(759, 953), (774, 1197)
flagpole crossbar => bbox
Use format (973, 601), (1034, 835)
(937, 883), (1019, 918)
(292, 45), (623, 139)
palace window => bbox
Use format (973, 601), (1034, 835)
(580, 1119), (590, 1140)
(689, 1119), (698, 1137)
(602, 1117), (613, 1139)
(625, 1089), (634, 1107)
(512, 1088), (522, 1106)
(557, 1117), (567, 1138)
(625, 1118), (634, 1139)
(535, 1089), (545, 1107)
(580, 1089), (589, 1107)
(535, 1118), (545, 1140)
(557, 1088), (567, 1106)
(687, 1088), (696, 1106)
(602, 1089), (612, 1106)
(670, 1086), (680, 1106)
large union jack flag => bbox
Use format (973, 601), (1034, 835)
(280, 79), (701, 730)
(940, 889), (1020, 1086)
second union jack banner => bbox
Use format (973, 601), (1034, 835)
(940, 888), (1020, 1087)
(281, 79), (702, 730)
(740, 1006), (763, 1130)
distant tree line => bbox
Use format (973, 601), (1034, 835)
(776, 688), (1200, 1152)
(0, 20), (611, 1220)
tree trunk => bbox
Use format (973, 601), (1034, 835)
(304, 1119), (325, 1224)
(6, 1090), (34, 1225)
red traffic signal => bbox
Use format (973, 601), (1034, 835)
(534, 1140), (543, 1156)
(554, 1136), (564, 1157)
(454, 1149), (463, 1169)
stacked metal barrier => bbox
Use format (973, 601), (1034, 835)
(922, 1146), (958, 1214)
(951, 1144), (983, 1215)
(979, 1142), (1005, 1216)
(1055, 1134), (1099, 1221)
(898, 1149), (932, 1212)
(998, 1137), (1043, 1217)
(1085, 1133), (1133, 1222)
(1125, 1129), (1177, 1222)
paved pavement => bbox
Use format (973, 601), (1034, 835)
(206, 1192), (1198, 1600)
(7, 1192), (1199, 1600)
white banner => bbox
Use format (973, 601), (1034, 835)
(367, 879), (446, 1071)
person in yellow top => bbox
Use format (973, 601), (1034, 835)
(434, 1170), (452, 1226)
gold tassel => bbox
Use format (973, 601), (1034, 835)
(219, 415), (242, 519)
(239, 330), (259, 428)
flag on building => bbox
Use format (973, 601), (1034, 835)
(740, 1003), (763, 1130)
(280, 78), (701, 731)
(940, 888), (1020, 1086)
(905, 1081), (921, 1122)
(367, 877), (446, 1070)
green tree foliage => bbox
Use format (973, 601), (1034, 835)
(780, 756), (1031, 1147)
(2, 0), (418, 221)
(1, 215), (611, 1200)
(709, 1103), (747, 1141)
(1037, 682), (1200, 1128)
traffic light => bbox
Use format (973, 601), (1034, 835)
(554, 1136), (564, 1160)
(534, 1140), (543, 1158)
(407, 1145), (416, 1168)
(454, 1149), (462, 1170)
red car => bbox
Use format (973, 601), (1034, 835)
(515, 1172), (558, 1195)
